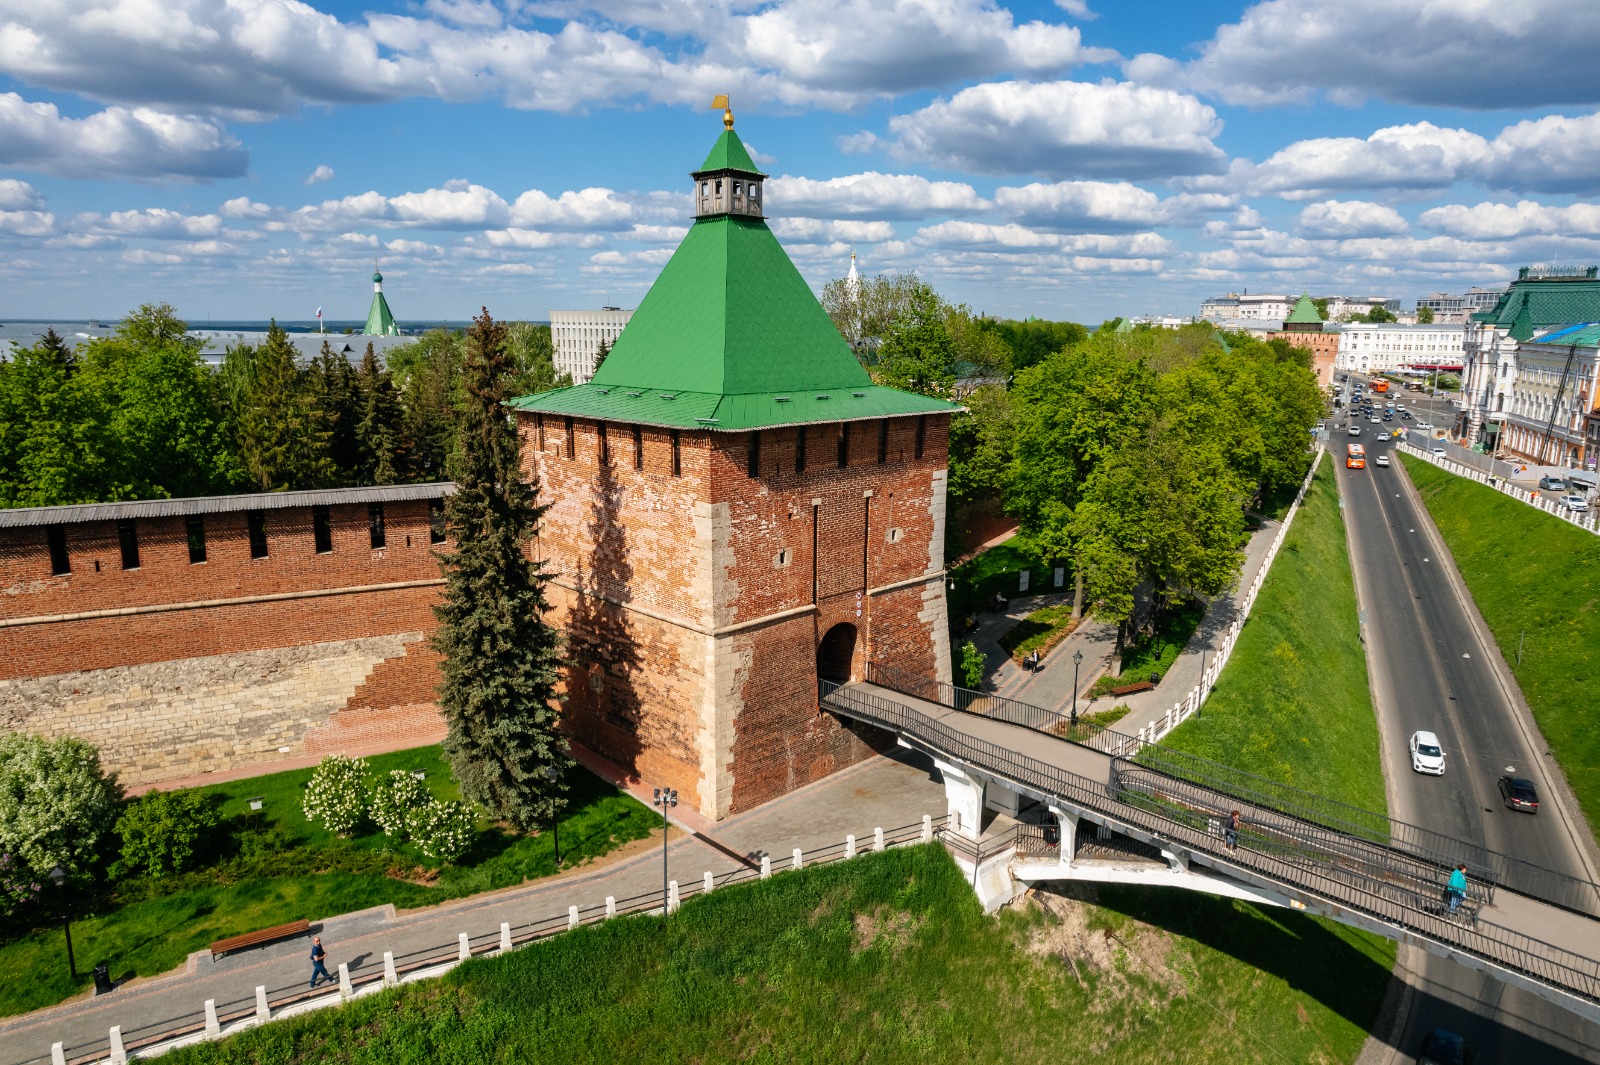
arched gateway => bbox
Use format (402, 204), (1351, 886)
(817, 623), (858, 683)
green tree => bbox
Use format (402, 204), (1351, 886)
(354, 343), (407, 485)
(958, 641), (985, 689)
(433, 308), (570, 832)
(113, 789), (221, 879)
(875, 282), (957, 397)
(390, 329), (464, 481)
(1364, 305), (1398, 323)
(821, 270), (926, 358)
(0, 331), (118, 507)
(1417, 306), (1435, 324)
(590, 336), (611, 377)
(307, 341), (361, 485)
(1312, 298), (1330, 321)
(947, 383), (1013, 508)
(0, 734), (121, 881)
(234, 322), (333, 491)
(505, 322), (570, 397)
(981, 318), (1088, 373)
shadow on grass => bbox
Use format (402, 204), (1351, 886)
(1052, 880), (1396, 1033)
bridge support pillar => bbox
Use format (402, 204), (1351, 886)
(1048, 806), (1080, 865)
(934, 758), (986, 840)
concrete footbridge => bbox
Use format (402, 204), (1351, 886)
(820, 665), (1600, 1026)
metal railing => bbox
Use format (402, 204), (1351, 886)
(864, 661), (1600, 919)
(819, 678), (1600, 1010)
(3, 816), (946, 1065)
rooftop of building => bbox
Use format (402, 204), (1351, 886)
(510, 118), (957, 432)
(1475, 267), (1600, 337)
(1528, 323), (1600, 348)
(0, 483), (453, 529)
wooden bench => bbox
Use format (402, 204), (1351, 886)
(210, 919), (311, 961)
(1108, 680), (1157, 697)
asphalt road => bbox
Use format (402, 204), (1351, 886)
(1336, 437), (1600, 1064)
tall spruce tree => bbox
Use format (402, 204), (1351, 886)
(433, 308), (569, 832)
(354, 343), (406, 485)
(234, 321), (333, 491)
(308, 341), (361, 485)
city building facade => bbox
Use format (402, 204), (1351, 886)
(1200, 293), (1289, 320)
(1500, 323), (1600, 468)
(1334, 324), (1466, 376)
(1326, 295), (1402, 320)
(1460, 267), (1600, 451)
(551, 308), (633, 385)
(1417, 287), (1506, 325)
(511, 117), (958, 822)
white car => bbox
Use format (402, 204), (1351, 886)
(1348, 426), (1361, 437)
(1431, 446), (1446, 456)
(1375, 453), (1390, 467)
(1417, 421), (1434, 430)
(1410, 730), (1446, 775)
(1562, 493), (1590, 513)
(1370, 416), (1382, 424)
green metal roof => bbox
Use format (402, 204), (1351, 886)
(1473, 272), (1600, 331)
(507, 381), (954, 431)
(1530, 323), (1600, 347)
(696, 130), (764, 176)
(1286, 292), (1322, 324)
(364, 277), (398, 337)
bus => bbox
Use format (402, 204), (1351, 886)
(1347, 443), (1366, 469)
(1369, 379), (1390, 394)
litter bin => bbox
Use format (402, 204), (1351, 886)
(92, 963), (112, 996)
(1149, 672), (1160, 686)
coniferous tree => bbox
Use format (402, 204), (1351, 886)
(308, 341), (360, 485)
(355, 343), (406, 485)
(234, 321), (332, 491)
(590, 336), (610, 376)
(433, 308), (569, 832)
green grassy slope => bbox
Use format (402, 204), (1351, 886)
(161, 844), (1393, 1065)
(1163, 453), (1386, 814)
(1402, 454), (1600, 844)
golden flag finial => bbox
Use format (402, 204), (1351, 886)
(711, 94), (733, 129)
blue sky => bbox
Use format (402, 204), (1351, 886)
(2, 0), (1599, 323)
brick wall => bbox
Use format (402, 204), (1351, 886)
(523, 411), (952, 820)
(0, 499), (448, 786)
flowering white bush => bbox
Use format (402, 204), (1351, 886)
(302, 755), (370, 837)
(411, 799), (477, 863)
(369, 770), (430, 841)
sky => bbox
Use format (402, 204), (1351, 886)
(2, 0), (1600, 324)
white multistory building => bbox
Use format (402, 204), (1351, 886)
(1200, 293), (1289, 320)
(550, 307), (633, 385)
(1326, 295), (1401, 320)
(1416, 287), (1506, 325)
(1333, 324), (1465, 376)
(1501, 324), (1600, 467)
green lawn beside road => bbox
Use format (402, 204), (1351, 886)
(0, 747), (655, 1019)
(1163, 453), (1386, 814)
(161, 843), (1392, 1065)
(1403, 455), (1600, 845)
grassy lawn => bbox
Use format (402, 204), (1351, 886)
(162, 843), (1393, 1065)
(1162, 454), (1386, 815)
(998, 602), (1079, 662)
(950, 536), (1069, 615)
(1403, 455), (1600, 844)
(0, 748), (656, 1019)
(1088, 597), (1206, 698)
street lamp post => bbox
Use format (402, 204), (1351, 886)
(1070, 649), (1083, 729)
(542, 764), (562, 866)
(653, 787), (678, 916)
(47, 865), (77, 981)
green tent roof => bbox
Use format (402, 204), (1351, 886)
(509, 159), (958, 431)
(1286, 293), (1321, 325)
(696, 130), (764, 176)
(1474, 271), (1600, 331)
(364, 272), (398, 337)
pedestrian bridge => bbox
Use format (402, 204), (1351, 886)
(820, 665), (1600, 1026)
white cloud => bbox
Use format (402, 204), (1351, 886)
(914, 221), (1173, 257)
(384, 238), (446, 256)
(1229, 113), (1600, 198)
(769, 217), (895, 243)
(1296, 200), (1409, 238)
(121, 249), (184, 265)
(768, 172), (986, 220)
(1126, 0), (1600, 110)
(509, 187), (635, 230)
(78, 207), (225, 238)
(1054, 0), (1096, 18)
(0, 179), (44, 210)
(1418, 200), (1600, 240)
(305, 164), (334, 185)
(0, 210), (56, 237)
(220, 197), (273, 218)
(882, 80), (1226, 180)
(474, 228), (606, 249)
(993, 180), (1158, 231)
(0, 93), (246, 179)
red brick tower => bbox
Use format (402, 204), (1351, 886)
(511, 113), (957, 820)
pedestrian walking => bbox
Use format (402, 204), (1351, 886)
(309, 935), (331, 989)
(1225, 810), (1241, 851)
(1446, 864), (1469, 915)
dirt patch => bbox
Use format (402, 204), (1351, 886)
(1024, 886), (1189, 1004)
(851, 905), (925, 958)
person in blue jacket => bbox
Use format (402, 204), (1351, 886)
(1446, 864), (1469, 914)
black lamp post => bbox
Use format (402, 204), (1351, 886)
(1071, 649), (1083, 729)
(542, 764), (562, 866)
(47, 865), (77, 981)
(652, 787), (677, 916)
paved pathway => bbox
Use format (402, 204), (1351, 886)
(0, 751), (948, 1065)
